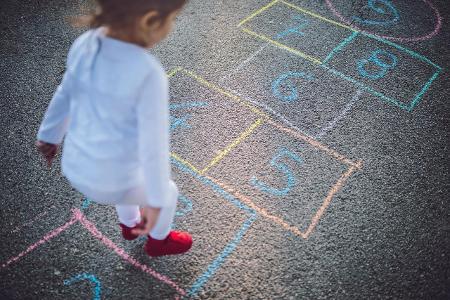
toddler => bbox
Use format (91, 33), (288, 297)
(35, 0), (192, 257)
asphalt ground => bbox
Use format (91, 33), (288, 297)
(1, 0), (449, 299)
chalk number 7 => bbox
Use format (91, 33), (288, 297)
(250, 148), (302, 196)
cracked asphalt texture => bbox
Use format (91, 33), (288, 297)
(1, 0), (449, 299)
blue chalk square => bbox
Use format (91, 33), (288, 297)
(323, 33), (441, 111)
(222, 44), (360, 139)
(168, 69), (264, 173)
(239, 0), (355, 64)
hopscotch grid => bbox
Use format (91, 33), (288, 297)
(237, 0), (280, 27)
(408, 69), (441, 111)
(166, 68), (363, 239)
(323, 66), (410, 110)
(201, 118), (264, 174)
(168, 69), (268, 175)
(0, 209), (186, 298)
(205, 162), (362, 239)
(279, 0), (357, 31)
(238, 0), (442, 111)
(241, 27), (323, 65)
(171, 158), (257, 296)
(218, 40), (364, 140)
(323, 31), (359, 64)
(172, 68), (361, 168)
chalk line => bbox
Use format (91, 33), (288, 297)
(77, 210), (186, 297)
(224, 86), (316, 139)
(64, 273), (101, 300)
(219, 44), (268, 84)
(324, 0), (442, 42)
(314, 89), (362, 139)
(1, 209), (186, 298)
(303, 161), (362, 238)
(9, 206), (57, 234)
(1, 213), (79, 269)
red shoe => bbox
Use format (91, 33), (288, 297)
(119, 221), (145, 241)
(144, 231), (193, 257)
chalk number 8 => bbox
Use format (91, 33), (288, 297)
(250, 148), (302, 196)
(357, 49), (398, 80)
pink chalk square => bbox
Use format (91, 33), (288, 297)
(0, 211), (184, 299)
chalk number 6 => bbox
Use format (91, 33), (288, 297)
(251, 148), (302, 196)
(272, 71), (313, 102)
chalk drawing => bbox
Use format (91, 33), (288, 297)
(170, 115), (191, 132)
(325, 0), (442, 42)
(81, 198), (92, 211)
(238, 1), (441, 110)
(352, 0), (399, 26)
(357, 49), (398, 80)
(167, 69), (267, 175)
(219, 41), (361, 139)
(64, 273), (101, 300)
(323, 31), (359, 65)
(175, 194), (193, 217)
(9, 205), (57, 234)
(219, 44), (268, 84)
(167, 72), (363, 238)
(2, 158), (258, 298)
(250, 148), (302, 196)
(242, 27), (323, 64)
(272, 71), (314, 102)
(276, 14), (309, 39)
(315, 89), (363, 139)
(171, 158), (257, 297)
(169, 101), (208, 132)
(0, 209), (187, 298)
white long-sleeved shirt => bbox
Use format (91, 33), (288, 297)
(37, 28), (172, 208)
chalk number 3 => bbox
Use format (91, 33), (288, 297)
(251, 148), (302, 196)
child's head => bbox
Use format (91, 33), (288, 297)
(85, 0), (187, 47)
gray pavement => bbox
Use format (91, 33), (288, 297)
(1, 0), (449, 299)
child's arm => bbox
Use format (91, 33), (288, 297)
(36, 31), (89, 167)
(35, 71), (71, 167)
(36, 71), (72, 145)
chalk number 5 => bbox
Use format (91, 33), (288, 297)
(250, 148), (302, 196)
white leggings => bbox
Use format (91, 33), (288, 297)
(71, 180), (178, 240)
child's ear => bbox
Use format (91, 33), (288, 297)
(140, 10), (161, 30)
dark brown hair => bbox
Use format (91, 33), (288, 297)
(78, 0), (187, 29)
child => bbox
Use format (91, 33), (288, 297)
(35, 0), (192, 257)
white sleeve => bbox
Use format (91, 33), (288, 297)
(36, 70), (72, 144)
(137, 70), (172, 208)
(36, 30), (92, 144)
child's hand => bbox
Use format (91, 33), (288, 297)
(132, 206), (162, 236)
(35, 140), (59, 167)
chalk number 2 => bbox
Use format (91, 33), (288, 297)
(251, 148), (302, 196)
